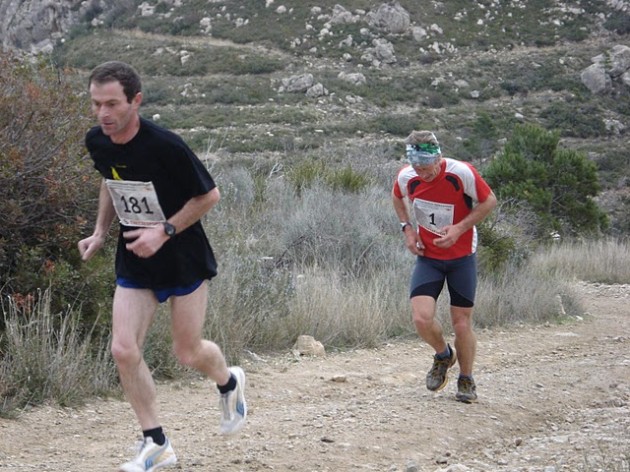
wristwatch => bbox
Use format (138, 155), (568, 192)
(163, 222), (176, 238)
(400, 221), (412, 232)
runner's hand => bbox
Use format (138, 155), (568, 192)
(405, 232), (424, 256)
(433, 225), (463, 249)
(78, 235), (105, 261)
(123, 226), (168, 258)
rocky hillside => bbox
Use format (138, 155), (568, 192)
(2, 0), (629, 232)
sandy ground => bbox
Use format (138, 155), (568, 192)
(1, 282), (629, 472)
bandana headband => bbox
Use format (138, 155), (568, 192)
(406, 143), (441, 166)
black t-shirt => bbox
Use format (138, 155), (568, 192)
(85, 117), (218, 289)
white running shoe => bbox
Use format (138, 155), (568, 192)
(219, 366), (247, 435)
(119, 437), (177, 472)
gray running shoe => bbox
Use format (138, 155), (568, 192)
(425, 345), (456, 391)
(456, 376), (478, 403)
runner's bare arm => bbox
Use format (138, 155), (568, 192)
(167, 187), (221, 234)
(392, 190), (411, 224)
(392, 189), (424, 256)
(78, 180), (116, 260)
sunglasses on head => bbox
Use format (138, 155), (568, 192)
(410, 143), (439, 153)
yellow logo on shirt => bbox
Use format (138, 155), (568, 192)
(111, 166), (123, 180)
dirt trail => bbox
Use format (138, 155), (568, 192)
(1, 282), (629, 472)
(118, 29), (290, 58)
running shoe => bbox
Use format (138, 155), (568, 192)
(119, 437), (177, 472)
(425, 344), (457, 391)
(219, 366), (247, 435)
(456, 376), (478, 403)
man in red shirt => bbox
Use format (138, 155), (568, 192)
(392, 130), (497, 403)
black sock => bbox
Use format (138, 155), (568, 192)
(217, 373), (237, 394)
(143, 426), (166, 446)
(436, 345), (451, 360)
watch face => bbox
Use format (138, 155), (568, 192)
(164, 223), (176, 237)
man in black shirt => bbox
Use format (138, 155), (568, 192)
(78, 61), (246, 472)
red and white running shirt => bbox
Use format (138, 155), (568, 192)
(393, 158), (493, 260)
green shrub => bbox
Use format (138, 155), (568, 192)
(156, 12), (202, 35)
(325, 165), (372, 193)
(370, 114), (420, 136)
(484, 124), (608, 237)
(285, 159), (328, 195)
(499, 58), (581, 97)
(100, 1), (138, 29)
(604, 13), (630, 34)
(6, 246), (115, 334)
(285, 160), (372, 195)
(501, 81), (527, 96)
(540, 102), (607, 138)
(449, 112), (503, 161)
(476, 220), (517, 274)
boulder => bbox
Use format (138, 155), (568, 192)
(608, 44), (630, 77)
(366, 3), (410, 34)
(293, 335), (325, 357)
(580, 63), (612, 94)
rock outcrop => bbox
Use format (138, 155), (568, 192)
(1, 0), (80, 53)
(581, 44), (630, 94)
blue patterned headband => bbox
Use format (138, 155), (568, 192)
(406, 143), (441, 165)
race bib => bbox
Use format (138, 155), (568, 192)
(413, 199), (454, 237)
(105, 179), (166, 227)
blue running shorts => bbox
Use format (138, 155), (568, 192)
(116, 277), (204, 304)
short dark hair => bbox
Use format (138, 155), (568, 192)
(88, 61), (142, 103)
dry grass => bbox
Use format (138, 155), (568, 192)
(529, 238), (630, 284)
(0, 289), (116, 416)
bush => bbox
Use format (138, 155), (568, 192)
(0, 51), (103, 317)
(604, 13), (630, 35)
(484, 124), (608, 238)
(540, 102), (607, 138)
(370, 114), (420, 137)
(285, 160), (373, 195)
(476, 220), (517, 274)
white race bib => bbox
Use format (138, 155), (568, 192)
(413, 199), (454, 237)
(105, 179), (166, 227)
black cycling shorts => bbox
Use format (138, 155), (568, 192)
(409, 254), (477, 308)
